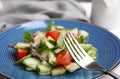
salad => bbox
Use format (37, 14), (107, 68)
(11, 21), (97, 76)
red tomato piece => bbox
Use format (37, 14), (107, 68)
(45, 31), (60, 41)
(56, 50), (72, 66)
(16, 49), (28, 60)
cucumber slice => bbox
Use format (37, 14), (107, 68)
(57, 30), (66, 47)
(38, 72), (51, 75)
(14, 54), (32, 65)
(47, 37), (56, 45)
(70, 28), (78, 35)
(25, 66), (33, 71)
(90, 46), (98, 52)
(78, 36), (87, 43)
(80, 44), (92, 52)
(51, 66), (65, 76)
(23, 57), (40, 70)
(41, 50), (49, 58)
(41, 37), (54, 49)
(54, 48), (63, 54)
(46, 41), (55, 49)
(56, 26), (64, 30)
(37, 64), (51, 73)
(14, 42), (30, 49)
(37, 63), (51, 75)
(54, 45), (66, 54)
(78, 30), (89, 39)
(65, 62), (80, 72)
(43, 37), (55, 49)
(87, 50), (97, 60)
(48, 52), (57, 66)
(41, 60), (48, 65)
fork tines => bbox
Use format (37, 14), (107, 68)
(64, 32), (120, 79)
(63, 32), (89, 64)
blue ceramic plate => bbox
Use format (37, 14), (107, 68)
(0, 20), (120, 79)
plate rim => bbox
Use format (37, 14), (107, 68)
(0, 19), (119, 41)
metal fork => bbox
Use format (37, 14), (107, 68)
(63, 32), (120, 79)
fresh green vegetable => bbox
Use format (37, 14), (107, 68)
(14, 54), (32, 65)
(65, 62), (80, 72)
(45, 21), (56, 32)
(70, 28), (78, 35)
(21, 31), (34, 42)
(37, 63), (52, 75)
(44, 37), (55, 49)
(51, 66), (65, 76)
(14, 42), (31, 49)
(57, 30), (66, 47)
(23, 57), (40, 70)
(48, 52), (58, 66)
(87, 49), (97, 60)
(78, 30), (89, 39)
(47, 37), (56, 45)
(25, 66), (33, 71)
(12, 21), (97, 76)
(80, 44), (92, 52)
(56, 26), (64, 31)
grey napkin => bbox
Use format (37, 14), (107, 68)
(0, 0), (89, 31)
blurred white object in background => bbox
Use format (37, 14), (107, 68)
(91, 0), (120, 29)
(79, 2), (92, 18)
(80, 1), (120, 39)
(0, 0), (2, 9)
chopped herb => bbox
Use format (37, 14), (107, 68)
(21, 31), (34, 42)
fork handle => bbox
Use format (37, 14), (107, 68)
(104, 70), (120, 79)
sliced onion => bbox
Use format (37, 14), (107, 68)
(8, 43), (16, 48)
(29, 42), (34, 46)
(31, 48), (48, 62)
